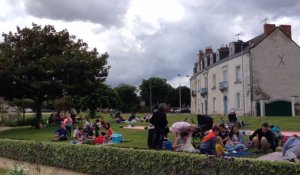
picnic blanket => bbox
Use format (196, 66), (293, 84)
(123, 126), (147, 130)
(224, 150), (253, 157)
(257, 152), (287, 162)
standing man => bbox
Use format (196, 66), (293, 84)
(150, 103), (168, 149)
(70, 108), (77, 124)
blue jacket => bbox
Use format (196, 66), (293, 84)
(56, 128), (67, 137)
(283, 136), (300, 155)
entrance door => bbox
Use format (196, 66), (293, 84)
(265, 100), (292, 116)
(224, 96), (228, 115)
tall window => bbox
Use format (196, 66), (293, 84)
(213, 98), (216, 112)
(236, 65), (241, 82)
(212, 74), (216, 88)
(223, 69), (228, 81)
(236, 92), (241, 109)
(204, 76), (208, 88)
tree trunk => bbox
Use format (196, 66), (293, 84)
(89, 108), (96, 119)
(35, 102), (42, 129)
(22, 108), (25, 120)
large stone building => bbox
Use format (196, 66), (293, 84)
(190, 24), (300, 116)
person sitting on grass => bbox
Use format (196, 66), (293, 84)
(225, 125), (246, 152)
(95, 115), (106, 129)
(173, 131), (198, 153)
(53, 124), (68, 141)
(104, 123), (114, 140)
(249, 123), (276, 153)
(92, 124), (100, 138)
(85, 117), (93, 127)
(219, 124), (229, 145)
(173, 131), (189, 151)
(63, 115), (73, 137)
(228, 109), (244, 128)
(73, 125), (80, 139)
(282, 135), (300, 162)
(94, 132), (108, 145)
(76, 127), (94, 144)
(128, 112), (141, 123)
(200, 125), (221, 155)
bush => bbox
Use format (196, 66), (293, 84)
(0, 118), (35, 127)
(0, 139), (299, 175)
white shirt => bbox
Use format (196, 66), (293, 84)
(170, 122), (191, 133)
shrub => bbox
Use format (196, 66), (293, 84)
(0, 139), (299, 175)
(0, 118), (35, 127)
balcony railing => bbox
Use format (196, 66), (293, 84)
(198, 88), (208, 96)
(192, 90), (197, 97)
(219, 81), (228, 91)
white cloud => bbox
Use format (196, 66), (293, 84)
(1, 0), (300, 88)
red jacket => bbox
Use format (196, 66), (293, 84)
(202, 132), (217, 143)
(94, 136), (107, 144)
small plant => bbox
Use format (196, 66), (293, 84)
(5, 166), (27, 175)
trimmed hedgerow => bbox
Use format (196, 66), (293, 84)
(0, 139), (299, 175)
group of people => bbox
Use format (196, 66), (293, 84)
(48, 109), (77, 126)
(53, 112), (114, 145)
(148, 104), (300, 162)
(52, 106), (300, 163)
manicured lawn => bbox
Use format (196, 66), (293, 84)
(0, 113), (300, 149)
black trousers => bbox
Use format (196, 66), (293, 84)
(150, 128), (165, 149)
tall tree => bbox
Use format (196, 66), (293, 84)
(0, 23), (109, 125)
(114, 83), (138, 112)
(82, 82), (120, 118)
(139, 77), (174, 108)
(172, 86), (191, 107)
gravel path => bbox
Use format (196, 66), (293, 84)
(0, 157), (87, 175)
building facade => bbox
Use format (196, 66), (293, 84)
(190, 24), (300, 116)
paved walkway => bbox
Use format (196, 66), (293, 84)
(0, 157), (87, 175)
(0, 127), (13, 132)
(257, 152), (287, 162)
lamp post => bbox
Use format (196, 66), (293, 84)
(178, 74), (181, 110)
(149, 82), (152, 113)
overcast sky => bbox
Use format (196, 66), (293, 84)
(1, 0), (300, 88)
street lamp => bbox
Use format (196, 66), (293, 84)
(178, 74), (181, 110)
(149, 81), (152, 113)
(178, 74), (190, 111)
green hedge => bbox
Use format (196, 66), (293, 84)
(0, 139), (299, 175)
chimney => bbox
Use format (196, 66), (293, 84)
(218, 45), (229, 60)
(205, 46), (213, 55)
(198, 50), (204, 62)
(279, 25), (291, 39)
(264, 24), (276, 36)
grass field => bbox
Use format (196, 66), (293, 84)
(0, 113), (300, 149)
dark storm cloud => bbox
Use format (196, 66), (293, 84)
(7, 0), (299, 87)
(23, 0), (130, 27)
(106, 0), (300, 87)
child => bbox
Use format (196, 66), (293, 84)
(104, 123), (114, 140)
(94, 132), (108, 145)
(99, 116), (106, 127)
(73, 125), (80, 139)
(200, 126), (220, 155)
(173, 131), (189, 151)
(215, 136), (225, 156)
(54, 124), (68, 141)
